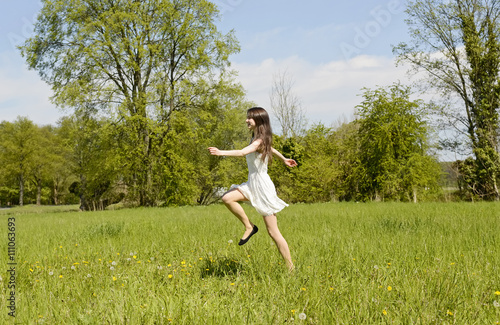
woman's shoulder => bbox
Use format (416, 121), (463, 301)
(250, 138), (263, 146)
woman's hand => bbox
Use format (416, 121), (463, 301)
(208, 147), (222, 156)
(284, 159), (298, 167)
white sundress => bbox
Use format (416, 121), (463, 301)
(230, 151), (288, 216)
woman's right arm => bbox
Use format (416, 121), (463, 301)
(272, 147), (298, 167)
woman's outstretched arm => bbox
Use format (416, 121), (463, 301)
(272, 147), (298, 167)
(208, 139), (261, 157)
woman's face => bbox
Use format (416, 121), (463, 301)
(246, 116), (256, 130)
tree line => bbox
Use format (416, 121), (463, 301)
(1, 83), (448, 209)
(1, 0), (498, 208)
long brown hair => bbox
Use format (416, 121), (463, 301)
(247, 107), (273, 162)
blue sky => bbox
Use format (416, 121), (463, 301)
(1, 0), (412, 127)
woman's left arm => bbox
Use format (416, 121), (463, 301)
(208, 140), (261, 157)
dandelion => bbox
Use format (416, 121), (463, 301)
(87, 274), (92, 278)
(228, 240), (233, 244)
(71, 266), (76, 270)
(133, 255), (137, 259)
(495, 291), (500, 296)
(447, 310), (453, 316)
(30, 268), (34, 272)
(382, 310), (387, 315)
(117, 253), (120, 256)
(230, 283), (235, 286)
(387, 286), (392, 291)
(157, 266), (163, 270)
(329, 287), (334, 291)
(110, 266), (115, 271)
(49, 271), (54, 276)
(130, 252), (134, 256)
(127, 258), (131, 261)
(301, 287), (306, 291)
(493, 301), (500, 308)
(199, 257), (203, 261)
(112, 276), (117, 281)
(112, 261), (117, 266)
(298, 313), (306, 320)
(291, 310), (295, 314)
(374, 265), (379, 270)
(168, 274), (173, 279)
(59, 275), (63, 279)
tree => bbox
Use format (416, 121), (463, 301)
(394, 0), (500, 200)
(58, 113), (120, 211)
(355, 84), (441, 202)
(19, 0), (239, 206)
(29, 125), (61, 205)
(0, 117), (38, 206)
(269, 70), (307, 138)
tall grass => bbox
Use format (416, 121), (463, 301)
(1, 202), (499, 324)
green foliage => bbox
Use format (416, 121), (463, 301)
(354, 84), (441, 201)
(270, 85), (441, 204)
(0, 117), (38, 206)
(19, 0), (240, 206)
(58, 113), (121, 210)
(394, 0), (500, 200)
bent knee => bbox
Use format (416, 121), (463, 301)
(221, 193), (233, 205)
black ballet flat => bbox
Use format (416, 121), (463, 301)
(238, 225), (258, 246)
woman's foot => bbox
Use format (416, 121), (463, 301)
(238, 225), (258, 245)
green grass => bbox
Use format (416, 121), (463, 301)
(1, 202), (500, 324)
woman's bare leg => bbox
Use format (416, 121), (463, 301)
(263, 214), (294, 271)
(221, 189), (254, 239)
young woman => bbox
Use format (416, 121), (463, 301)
(208, 107), (297, 271)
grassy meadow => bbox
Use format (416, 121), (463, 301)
(1, 202), (499, 324)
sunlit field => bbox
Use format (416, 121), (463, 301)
(1, 202), (499, 324)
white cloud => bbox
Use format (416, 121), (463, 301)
(233, 54), (409, 127)
(0, 48), (410, 130)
